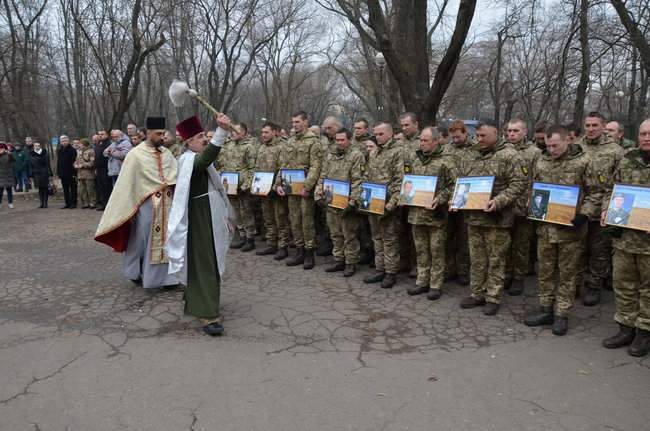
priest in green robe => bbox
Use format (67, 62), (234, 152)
(166, 114), (235, 336)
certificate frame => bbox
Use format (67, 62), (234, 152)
(220, 171), (239, 196)
(251, 171), (275, 196)
(323, 178), (350, 209)
(605, 183), (650, 232)
(399, 174), (438, 208)
(358, 181), (388, 215)
(450, 176), (495, 210)
(279, 168), (306, 196)
(527, 182), (580, 226)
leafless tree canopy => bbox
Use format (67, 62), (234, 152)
(1, 0), (649, 143)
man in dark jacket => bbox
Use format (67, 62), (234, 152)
(94, 129), (112, 211)
(12, 143), (29, 192)
(57, 135), (78, 208)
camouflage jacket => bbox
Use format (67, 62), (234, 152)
(167, 142), (184, 159)
(254, 137), (282, 173)
(74, 146), (96, 180)
(216, 137), (257, 191)
(314, 145), (365, 206)
(577, 133), (625, 218)
(402, 132), (420, 160)
(531, 144), (601, 243)
(618, 137), (637, 150)
(461, 139), (527, 228)
(366, 138), (404, 211)
(405, 145), (455, 227)
(510, 139), (542, 217)
(605, 149), (650, 255)
(443, 138), (477, 177)
(351, 132), (371, 159)
(275, 130), (323, 192)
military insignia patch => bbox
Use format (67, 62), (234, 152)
(404, 165), (412, 173)
(598, 174), (605, 184)
(522, 166), (528, 175)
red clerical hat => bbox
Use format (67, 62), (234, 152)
(176, 116), (204, 141)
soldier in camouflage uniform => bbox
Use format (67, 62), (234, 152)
(363, 122), (404, 289)
(575, 112), (625, 306)
(163, 130), (184, 158)
(216, 123), (258, 252)
(74, 138), (97, 208)
(352, 118), (374, 266)
(314, 128), (365, 277)
(443, 120), (475, 285)
(456, 120), (526, 316)
(524, 125), (602, 336)
(351, 118), (371, 158)
(254, 122), (291, 260)
(606, 121), (637, 150)
(504, 119), (541, 296)
(404, 127), (455, 300)
(601, 119), (650, 357)
(274, 111), (323, 269)
(399, 113), (421, 277)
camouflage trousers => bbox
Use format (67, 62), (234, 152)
(506, 216), (534, 281)
(359, 214), (374, 257)
(261, 197), (290, 248)
(78, 178), (96, 207)
(445, 212), (470, 277)
(468, 225), (511, 304)
(368, 211), (401, 274)
(578, 221), (612, 290)
(412, 223), (447, 290)
(287, 195), (316, 249)
(537, 232), (584, 317)
(326, 208), (360, 264)
(612, 249), (650, 331)
(228, 194), (256, 238)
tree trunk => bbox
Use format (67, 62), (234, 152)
(573, 0), (590, 123)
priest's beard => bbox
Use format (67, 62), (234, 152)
(150, 139), (163, 151)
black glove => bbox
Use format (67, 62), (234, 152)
(266, 189), (277, 199)
(316, 199), (328, 209)
(571, 214), (589, 229)
(341, 205), (356, 218)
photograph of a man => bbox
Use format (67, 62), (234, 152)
(452, 183), (470, 209)
(400, 180), (415, 205)
(606, 192), (632, 226)
(529, 191), (549, 220)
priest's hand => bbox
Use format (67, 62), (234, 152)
(215, 113), (231, 130)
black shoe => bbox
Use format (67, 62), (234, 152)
(303, 248), (315, 270)
(203, 322), (224, 336)
(325, 262), (345, 273)
(524, 306), (554, 327)
(552, 316), (568, 336)
(508, 279), (524, 296)
(407, 285), (430, 296)
(457, 274), (470, 286)
(96, 206), (105, 211)
(81, 205), (90, 209)
(483, 302), (500, 316)
(628, 329), (650, 357)
(343, 264), (356, 277)
(241, 238), (255, 252)
(230, 232), (246, 249)
(427, 289), (442, 301)
(61, 205), (69, 209)
(43, 202), (48, 208)
(68, 205), (77, 209)
(130, 278), (143, 286)
(256, 245), (277, 256)
(460, 296), (486, 309)
(602, 324), (636, 349)
(286, 247), (305, 266)
(381, 273), (396, 289)
(274, 247), (288, 260)
(582, 287), (601, 306)
(363, 271), (385, 284)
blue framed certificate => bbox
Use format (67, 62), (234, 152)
(450, 176), (494, 210)
(605, 183), (650, 232)
(279, 169), (306, 195)
(528, 182), (580, 226)
(323, 178), (350, 209)
(399, 174), (437, 208)
(251, 171), (275, 196)
(359, 181), (387, 215)
(220, 171), (239, 195)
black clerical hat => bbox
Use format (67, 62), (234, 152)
(146, 117), (166, 130)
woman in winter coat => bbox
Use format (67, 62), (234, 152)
(30, 142), (53, 208)
(0, 143), (15, 208)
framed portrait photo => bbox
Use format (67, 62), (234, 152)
(527, 182), (580, 226)
(323, 178), (350, 209)
(399, 174), (437, 208)
(220, 171), (239, 196)
(450, 176), (494, 210)
(605, 183), (650, 232)
(251, 171), (275, 196)
(359, 181), (387, 215)
(279, 169), (306, 196)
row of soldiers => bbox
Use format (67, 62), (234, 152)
(211, 110), (649, 358)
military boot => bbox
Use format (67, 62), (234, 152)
(274, 247), (288, 261)
(483, 302), (500, 316)
(256, 245), (277, 256)
(343, 264), (356, 277)
(524, 306), (554, 327)
(303, 248), (315, 270)
(363, 270), (385, 284)
(286, 247), (305, 266)
(582, 287), (601, 306)
(230, 231), (246, 249)
(241, 238), (255, 252)
(406, 285), (429, 296)
(381, 273), (397, 289)
(628, 329), (650, 357)
(460, 296), (486, 309)
(552, 316), (568, 336)
(426, 289), (442, 301)
(325, 261), (345, 273)
(602, 323), (635, 349)
(508, 279), (524, 296)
